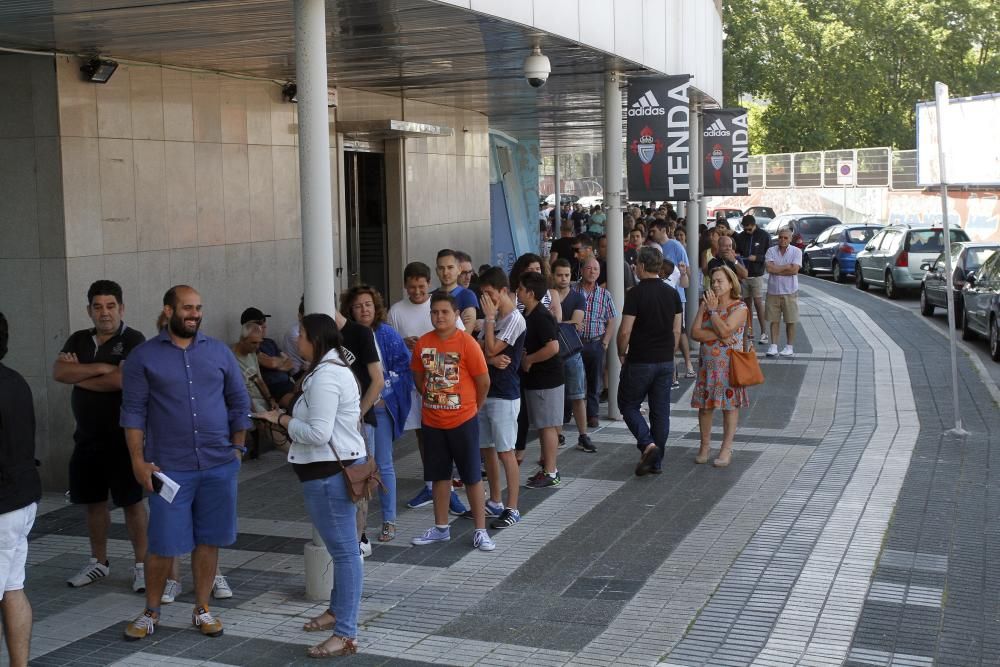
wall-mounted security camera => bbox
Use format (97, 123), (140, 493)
(523, 46), (550, 88)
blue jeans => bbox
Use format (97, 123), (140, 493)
(300, 474), (363, 639)
(368, 406), (397, 524)
(581, 340), (606, 419)
(617, 361), (674, 467)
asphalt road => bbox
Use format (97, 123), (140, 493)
(798, 272), (1000, 397)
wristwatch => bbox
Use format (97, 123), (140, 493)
(232, 444), (248, 455)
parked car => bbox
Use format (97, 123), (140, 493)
(542, 193), (580, 206)
(855, 224), (972, 299)
(920, 243), (999, 328)
(802, 224), (884, 282)
(960, 249), (1000, 361)
(767, 213), (842, 249)
(708, 208), (743, 225)
(744, 206), (776, 227)
(577, 195), (603, 209)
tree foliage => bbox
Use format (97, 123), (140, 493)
(723, 0), (1000, 153)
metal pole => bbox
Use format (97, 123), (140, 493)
(686, 106), (702, 323)
(604, 70), (624, 420)
(294, 0), (338, 600)
(934, 81), (967, 436)
(553, 150), (561, 239)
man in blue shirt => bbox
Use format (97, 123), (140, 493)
(120, 285), (251, 642)
(434, 249), (479, 332)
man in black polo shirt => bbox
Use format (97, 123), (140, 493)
(616, 247), (683, 476)
(0, 312), (43, 667)
(53, 281), (148, 591)
(733, 214), (771, 343)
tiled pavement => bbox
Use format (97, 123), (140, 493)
(16, 277), (1000, 666)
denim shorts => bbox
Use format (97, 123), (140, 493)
(478, 397), (520, 453)
(147, 458), (240, 557)
(563, 352), (585, 400)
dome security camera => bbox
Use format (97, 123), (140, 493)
(524, 46), (551, 88)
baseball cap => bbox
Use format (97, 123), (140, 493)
(240, 307), (270, 324)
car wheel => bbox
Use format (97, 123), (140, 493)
(920, 287), (934, 316)
(832, 261), (845, 283)
(990, 317), (1000, 362)
(885, 271), (899, 299)
(802, 256), (813, 276)
(856, 267), (869, 291)
(961, 308), (976, 341)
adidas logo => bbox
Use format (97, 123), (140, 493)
(628, 90), (665, 117)
(704, 118), (731, 137)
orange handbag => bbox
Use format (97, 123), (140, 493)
(729, 309), (764, 387)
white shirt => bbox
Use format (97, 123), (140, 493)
(764, 245), (802, 295)
(387, 298), (465, 339)
(286, 349), (365, 464)
(281, 322), (305, 375)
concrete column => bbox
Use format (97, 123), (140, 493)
(604, 70), (624, 420)
(686, 106), (702, 324)
(294, 0), (336, 601)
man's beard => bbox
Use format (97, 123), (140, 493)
(169, 312), (200, 338)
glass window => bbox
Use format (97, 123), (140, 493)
(798, 217), (839, 234)
(907, 229), (970, 254)
(815, 226), (838, 244)
(967, 247), (998, 271)
(866, 231), (886, 250)
(847, 227), (879, 243)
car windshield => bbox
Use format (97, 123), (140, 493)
(846, 228), (879, 243)
(968, 247), (998, 269)
(799, 217), (839, 234)
(750, 207), (776, 218)
(907, 229), (969, 254)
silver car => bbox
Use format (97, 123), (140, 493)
(855, 224), (971, 299)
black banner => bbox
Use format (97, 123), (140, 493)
(626, 75), (692, 201)
(702, 108), (750, 196)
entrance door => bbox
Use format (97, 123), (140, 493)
(344, 150), (388, 297)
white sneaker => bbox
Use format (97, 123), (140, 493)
(765, 344), (778, 357)
(759, 333), (769, 344)
(359, 538), (373, 558)
(211, 575), (233, 599)
(473, 529), (496, 552)
(779, 345), (794, 357)
(161, 578), (181, 604)
(67, 558), (109, 588)
(131, 563), (146, 593)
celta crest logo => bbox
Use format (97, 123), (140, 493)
(707, 143), (729, 187)
(704, 118), (731, 137)
(630, 126), (664, 189)
(628, 90), (665, 117)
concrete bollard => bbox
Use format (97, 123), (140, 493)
(304, 541), (333, 600)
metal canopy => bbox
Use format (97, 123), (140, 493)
(0, 0), (658, 151)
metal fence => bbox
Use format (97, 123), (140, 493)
(748, 148), (919, 190)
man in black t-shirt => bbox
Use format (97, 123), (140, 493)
(517, 272), (565, 489)
(548, 221), (580, 279)
(53, 281), (149, 592)
(615, 247), (682, 477)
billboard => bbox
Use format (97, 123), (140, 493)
(917, 91), (1000, 187)
(702, 108), (750, 196)
(626, 75), (692, 201)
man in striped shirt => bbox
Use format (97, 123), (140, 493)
(572, 258), (618, 427)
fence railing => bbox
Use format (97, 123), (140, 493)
(748, 148), (919, 190)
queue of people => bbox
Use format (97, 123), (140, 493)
(0, 208), (786, 661)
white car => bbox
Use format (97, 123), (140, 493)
(577, 195), (604, 209)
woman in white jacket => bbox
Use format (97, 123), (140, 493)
(255, 313), (364, 658)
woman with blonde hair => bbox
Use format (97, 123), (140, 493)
(689, 265), (749, 467)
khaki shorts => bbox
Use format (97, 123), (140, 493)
(743, 275), (766, 299)
(765, 293), (799, 324)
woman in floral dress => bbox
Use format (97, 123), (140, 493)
(690, 265), (749, 467)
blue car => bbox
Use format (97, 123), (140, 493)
(801, 224), (884, 283)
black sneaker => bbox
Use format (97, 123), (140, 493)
(557, 433), (567, 449)
(526, 471), (560, 489)
(576, 434), (597, 453)
(490, 508), (521, 529)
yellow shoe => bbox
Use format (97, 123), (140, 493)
(192, 605), (224, 637)
(123, 609), (158, 641)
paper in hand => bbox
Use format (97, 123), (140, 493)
(152, 472), (180, 503)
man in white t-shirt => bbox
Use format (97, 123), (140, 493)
(387, 261), (467, 514)
(764, 228), (802, 357)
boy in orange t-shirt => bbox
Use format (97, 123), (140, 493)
(410, 293), (494, 551)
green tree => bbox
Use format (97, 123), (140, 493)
(723, 0), (1000, 152)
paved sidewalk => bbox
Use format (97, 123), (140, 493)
(17, 277), (999, 666)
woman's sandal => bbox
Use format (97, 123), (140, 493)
(307, 635), (357, 658)
(378, 522), (396, 543)
(302, 610), (336, 633)
(694, 450), (711, 465)
(684, 369), (697, 379)
(713, 450), (733, 468)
